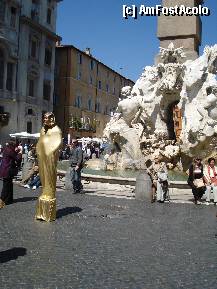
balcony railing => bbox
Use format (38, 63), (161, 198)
(0, 90), (15, 100)
(69, 119), (97, 133)
(26, 95), (38, 105)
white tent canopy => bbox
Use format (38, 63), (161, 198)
(78, 137), (107, 144)
(9, 132), (40, 139)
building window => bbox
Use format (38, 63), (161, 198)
(77, 53), (82, 64)
(106, 84), (109, 93)
(30, 39), (37, 59)
(98, 81), (102, 89)
(90, 60), (94, 70)
(113, 87), (116, 95)
(53, 93), (58, 105)
(42, 110), (46, 124)
(95, 101), (100, 113)
(27, 121), (32, 133)
(96, 64), (99, 75)
(0, 2), (5, 23)
(87, 97), (92, 111)
(89, 75), (93, 85)
(28, 79), (34, 97)
(0, 106), (4, 113)
(45, 46), (52, 66)
(0, 62), (4, 89)
(0, 49), (4, 89)
(28, 108), (33, 115)
(75, 95), (82, 108)
(85, 117), (91, 129)
(43, 80), (51, 101)
(104, 105), (109, 115)
(47, 8), (52, 24)
(0, 49), (3, 59)
(10, 7), (17, 28)
(6, 63), (13, 91)
(77, 69), (82, 80)
(31, 0), (40, 22)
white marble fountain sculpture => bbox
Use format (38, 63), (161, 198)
(104, 43), (217, 171)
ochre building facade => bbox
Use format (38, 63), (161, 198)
(54, 45), (134, 139)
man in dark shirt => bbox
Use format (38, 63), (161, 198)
(70, 139), (83, 193)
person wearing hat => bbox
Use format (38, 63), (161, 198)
(69, 139), (83, 194)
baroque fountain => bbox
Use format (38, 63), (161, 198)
(104, 43), (217, 172)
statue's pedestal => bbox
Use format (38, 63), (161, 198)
(65, 168), (74, 190)
(135, 171), (152, 201)
(21, 157), (33, 181)
(35, 197), (56, 222)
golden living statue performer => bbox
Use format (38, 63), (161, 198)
(35, 112), (62, 222)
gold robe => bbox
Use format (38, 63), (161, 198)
(35, 125), (62, 222)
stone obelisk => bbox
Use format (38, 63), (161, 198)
(157, 0), (203, 62)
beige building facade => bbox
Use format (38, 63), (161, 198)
(0, 0), (62, 143)
(54, 45), (134, 140)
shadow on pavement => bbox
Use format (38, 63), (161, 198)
(0, 247), (27, 263)
(13, 197), (38, 204)
(56, 207), (82, 219)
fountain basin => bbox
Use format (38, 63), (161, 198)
(58, 169), (190, 188)
(58, 161), (188, 181)
(57, 169), (189, 189)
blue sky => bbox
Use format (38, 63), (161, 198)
(56, 0), (217, 82)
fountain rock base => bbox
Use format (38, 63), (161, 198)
(104, 43), (217, 171)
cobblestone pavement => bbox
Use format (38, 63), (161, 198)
(0, 181), (217, 289)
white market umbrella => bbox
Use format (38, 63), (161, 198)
(9, 132), (40, 139)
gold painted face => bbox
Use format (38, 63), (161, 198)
(43, 115), (51, 127)
(43, 113), (55, 128)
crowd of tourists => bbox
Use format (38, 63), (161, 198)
(148, 155), (217, 205)
(1, 139), (217, 208)
(0, 137), (85, 208)
(59, 139), (107, 161)
(187, 157), (217, 205)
